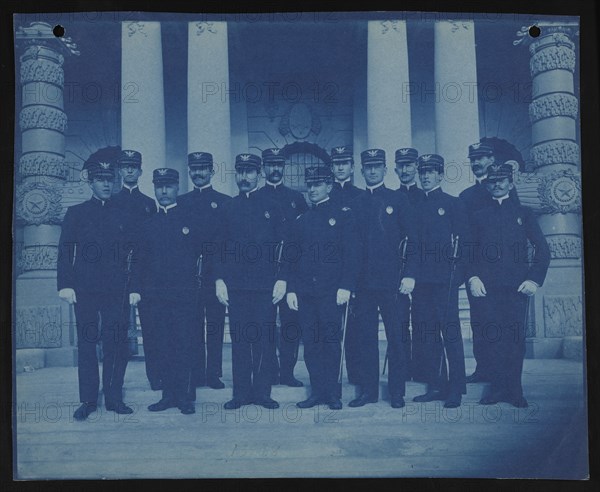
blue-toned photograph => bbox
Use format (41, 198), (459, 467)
(12, 10), (587, 479)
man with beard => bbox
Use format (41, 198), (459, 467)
(329, 145), (363, 208)
(178, 151), (231, 390)
(411, 154), (469, 409)
(111, 150), (158, 384)
(394, 147), (425, 205)
(459, 142), (496, 384)
(215, 153), (286, 410)
(257, 148), (308, 387)
(286, 164), (361, 410)
(346, 149), (417, 409)
(57, 156), (133, 420)
(468, 163), (550, 407)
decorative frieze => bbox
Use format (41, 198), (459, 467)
(19, 106), (67, 132)
(20, 58), (64, 85)
(18, 245), (59, 272)
(529, 93), (578, 123)
(543, 295), (583, 337)
(546, 235), (582, 259)
(530, 46), (576, 76)
(15, 305), (62, 348)
(19, 153), (68, 180)
(530, 140), (579, 167)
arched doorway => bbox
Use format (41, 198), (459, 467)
(281, 141), (331, 202)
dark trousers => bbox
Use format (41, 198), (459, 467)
(138, 300), (161, 389)
(411, 282), (466, 395)
(467, 288), (493, 377)
(191, 288), (226, 384)
(269, 301), (302, 379)
(350, 290), (411, 399)
(74, 291), (129, 403)
(142, 295), (197, 403)
(298, 292), (344, 401)
(228, 289), (277, 401)
(479, 285), (528, 399)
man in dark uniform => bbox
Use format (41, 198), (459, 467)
(329, 145), (363, 208)
(257, 148), (308, 387)
(129, 168), (206, 415)
(111, 149), (157, 384)
(411, 154), (469, 408)
(347, 149), (418, 409)
(468, 163), (550, 407)
(394, 147), (426, 205)
(459, 142), (497, 384)
(178, 151), (231, 390)
(286, 165), (361, 410)
(215, 153), (286, 410)
(57, 153), (133, 420)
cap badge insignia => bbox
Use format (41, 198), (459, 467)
(99, 162), (111, 169)
(124, 150), (135, 157)
(342, 207), (351, 212)
(329, 218), (336, 226)
(399, 149), (409, 155)
(472, 143), (481, 149)
(182, 227), (190, 235)
(211, 202), (218, 209)
(367, 149), (379, 157)
(265, 211), (270, 219)
(438, 207), (445, 216)
(517, 217), (522, 225)
(271, 148), (281, 155)
(158, 168), (168, 175)
(334, 146), (346, 154)
(240, 154), (251, 161)
(422, 155), (431, 161)
(386, 206), (393, 215)
(193, 153), (203, 159)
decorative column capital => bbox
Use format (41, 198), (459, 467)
(194, 21), (218, 35)
(513, 21), (579, 47)
(15, 21), (79, 57)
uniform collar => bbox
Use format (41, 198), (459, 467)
(91, 196), (107, 206)
(366, 182), (385, 194)
(123, 184), (139, 193)
(266, 180), (283, 189)
(400, 182), (416, 191)
(157, 202), (178, 214)
(313, 197), (330, 208)
(492, 194), (509, 205)
(476, 176), (486, 185)
(243, 187), (259, 198)
(194, 183), (213, 192)
(335, 178), (352, 189)
(424, 185), (442, 197)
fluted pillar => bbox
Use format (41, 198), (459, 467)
(188, 21), (233, 195)
(434, 20), (480, 197)
(121, 21), (167, 194)
(367, 20), (412, 188)
(515, 22), (582, 358)
(14, 22), (79, 367)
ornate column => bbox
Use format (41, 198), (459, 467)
(187, 21), (233, 195)
(121, 21), (167, 195)
(515, 22), (582, 359)
(14, 22), (79, 368)
(367, 20), (412, 189)
(433, 20), (480, 197)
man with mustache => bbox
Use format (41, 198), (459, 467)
(215, 153), (286, 410)
(459, 143), (497, 384)
(411, 154), (469, 408)
(57, 154), (133, 420)
(329, 145), (363, 208)
(257, 148), (308, 387)
(178, 151), (231, 390)
(468, 163), (550, 407)
(394, 147), (426, 205)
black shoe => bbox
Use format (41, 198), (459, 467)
(179, 401), (196, 414)
(348, 394), (378, 408)
(105, 400), (133, 414)
(326, 397), (343, 410)
(150, 380), (163, 391)
(444, 393), (462, 408)
(466, 372), (489, 384)
(279, 376), (303, 387)
(413, 390), (446, 403)
(73, 402), (97, 421)
(207, 377), (225, 389)
(148, 398), (177, 412)
(296, 395), (321, 409)
(223, 398), (251, 410)
(254, 397), (280, 409)
(391, 396), (406, 409)
(504, 394), (529, 408)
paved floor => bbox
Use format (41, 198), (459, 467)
(14, 350), (588, 480)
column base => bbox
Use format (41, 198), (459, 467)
(16, 347), (78, 371)
(562, 336), (584, 361)
(525, 337), (563, 359)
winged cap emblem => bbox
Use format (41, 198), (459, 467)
(158, 168), (168, 175)
(334, 147), (346, 154)
(193, 153), (203, 159)
(125, 150), (136, 157)
(367, 149), (379, 157)
(99, 162), (111, 169)
(399, 148), (409, 155)
(240, 154), (251, 161)
(472, 143), (481, 149)
(421, 154), (431, 161)
(271, 148), (281, 155)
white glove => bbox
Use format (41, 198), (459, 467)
(272, 280), (287, 304)
(216, 279), (229, 307)
(518, 280), (538, 296)
(129, 293), (141, 306)
(336, 288), (351, 306)
(469, 277), (487, 297)
(287, 292), (298, 311)
(399, 277), (415, 295)
(58, 288), (77, 304)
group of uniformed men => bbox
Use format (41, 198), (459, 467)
(57, 141), (550, 421)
